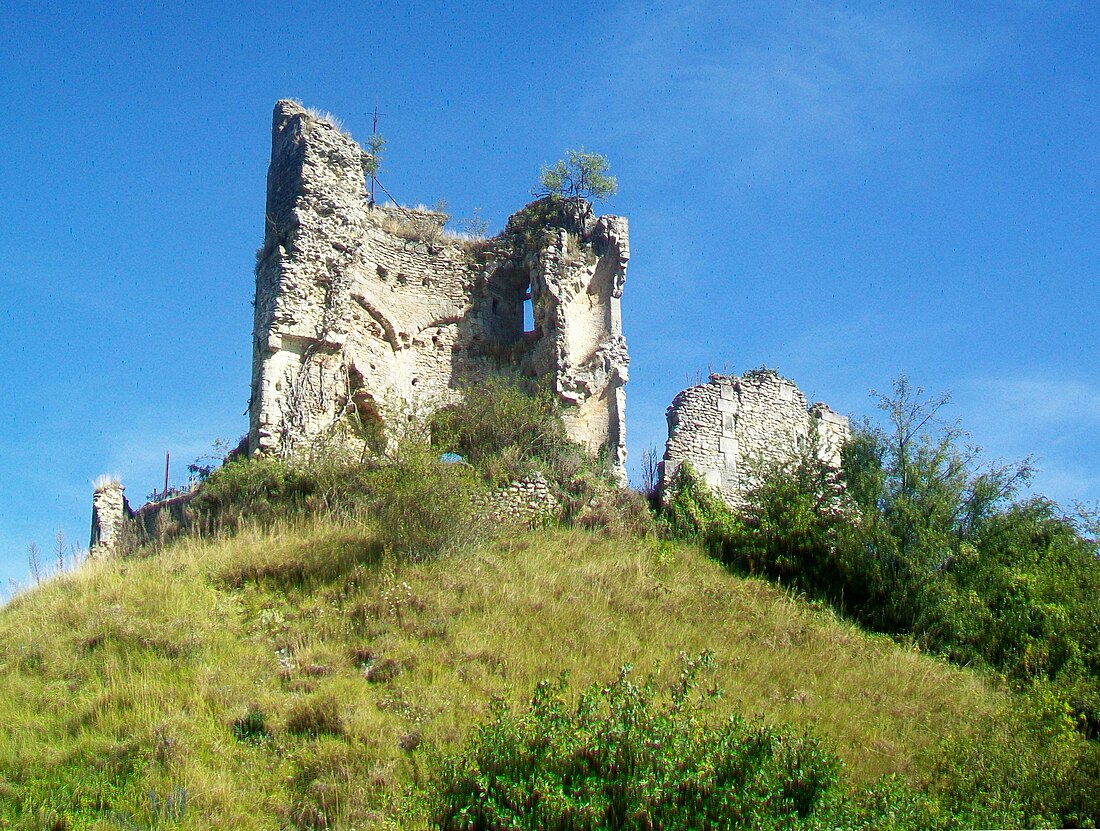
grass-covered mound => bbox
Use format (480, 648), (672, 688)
(0, 516), (1017, 829)
(5, 375), (1096, 829)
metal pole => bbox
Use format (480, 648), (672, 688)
(370, 101), (379, 207)
(164, 451), (170, 500)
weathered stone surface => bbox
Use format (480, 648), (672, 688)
(475, 472), (561, 528)
(89, 480), (130, 559)
(660, 369), (850, 505)
(249, 101), (629, 480)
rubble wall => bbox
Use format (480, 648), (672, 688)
(661, 369), (849, 504)
(250, 101), (629, 479)
(89, 481), (131, 559)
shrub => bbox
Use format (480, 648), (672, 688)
(660, 462), (736, 541)
(704, 454), (849, 585)
(187, 454), (317, 532)
(933, 682), (1100, 828)
(433, 655), (826, 829)
(366, 439), (487, 560)
(430, 377), (584, 487)
(562, 476), (658, 538)
(187, 436), (486, 563)
(430, 655), (955, 830)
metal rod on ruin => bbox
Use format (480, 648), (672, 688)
(163, 451), (170, 501)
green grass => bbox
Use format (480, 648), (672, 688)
(0, 517), (1009, 829)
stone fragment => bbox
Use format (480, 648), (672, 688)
(89, 480), (131, 559)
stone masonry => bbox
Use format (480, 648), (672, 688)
(250, 101), (630, 480)
(660, 369), (849, 505)
(89, 480), (130, 559)
(475, 472), (561, 528)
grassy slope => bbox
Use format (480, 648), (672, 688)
(0, 518), (1004, 829)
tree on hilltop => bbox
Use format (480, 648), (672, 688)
(534, 148), (617, 202)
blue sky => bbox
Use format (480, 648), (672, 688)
(1, 1), (1097, 593)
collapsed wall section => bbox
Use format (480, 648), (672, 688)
(660, 369), (849, 504)
(250, 100), (629, 480)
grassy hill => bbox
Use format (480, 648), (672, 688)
(0, 515), (1012, 829)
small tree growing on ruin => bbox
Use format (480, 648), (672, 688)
(364, 131), (386, 207)
(534, 148), (617, 202)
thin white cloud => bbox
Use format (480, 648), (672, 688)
(951, 374), (1100, 506)
(960, 377), (1100, 431)
(602, 1), (1004, 181)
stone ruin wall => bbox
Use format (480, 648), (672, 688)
(660, 369), (850, 505)
(250, 100), (629, 479)
(89, 481), (130, 559)
(89, 104), (856, 553)
(89, 481), (195, 559)
(89, 100), (630, 557)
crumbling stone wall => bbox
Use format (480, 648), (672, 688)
(89, 481), (131, 559)
(250, 101), (629, 480)
(660, 369), (849, 505)
(89, 481), (197, 557)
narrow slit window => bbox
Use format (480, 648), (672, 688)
(523, 289), (534, 333)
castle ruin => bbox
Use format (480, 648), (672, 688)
(660, 369), (849, 504)
(89, 102), (855, 555)
(249, 100), (630, 478)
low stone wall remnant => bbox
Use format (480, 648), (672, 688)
(476, 472), (560, 528)
(660, 369), (850, 506)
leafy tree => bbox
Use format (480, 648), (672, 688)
(534, 148), (618, 202)
(841, 375), (1034, 633)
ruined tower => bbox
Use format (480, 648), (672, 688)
(249, 101), (630, 479)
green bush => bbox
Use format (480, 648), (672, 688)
(430, 655), (955, 831)
(660, 462), (736, 541)
(366, 439), (487, 560)
(703, 455), (850, 587)
(933, 682), (1100, 828)
(188, 454), (318, 531)
(186, 437), (486, 561)
(430, 376), (654, 535)
(430, 376), (581, 486)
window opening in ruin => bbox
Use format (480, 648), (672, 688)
(523, 286), (534, 333)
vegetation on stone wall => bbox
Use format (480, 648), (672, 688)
(429, 377), (578, 487)
(429, 377), (655, 537)
(534, 149), (618, 202)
